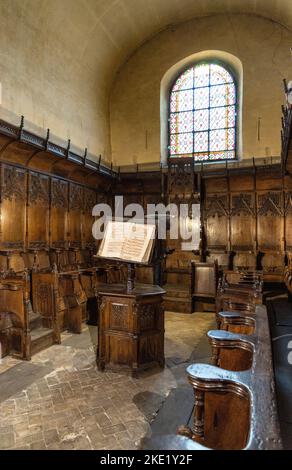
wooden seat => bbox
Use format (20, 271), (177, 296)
(216, 298), (256, 329)
(0, 251), (55, 359)
(217, 311), (256, 335)
(163, 251), (194, 313)
(207, 329), (254, 371)
(32, 249), (88, 336)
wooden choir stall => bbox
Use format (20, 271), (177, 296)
(142, 270), (283, 451)
(1, 89), (292, 450)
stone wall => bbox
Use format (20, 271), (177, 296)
(110, 14), (292, 165)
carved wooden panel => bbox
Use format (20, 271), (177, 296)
(139, 304), (155, 331)
(230, 193), (255, 251)
(70, 183), (83, 211)
(204, 195), (229, 250)
(68, 183), (83, 248)
(51, 178), (68, 249)
(29, 171), (49, 207)
(257, 191), (283, 251)
(0, 164), (26, 249)
(32, 282), (54, 318)
(28, 172), (50, 249)
(168, 159), (195, 198)
(110, 303), (129, 331)
(139, 335), (161, 364)
(98, 287), (165, 374)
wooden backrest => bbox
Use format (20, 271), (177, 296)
(192, 261), (218, 296)
(165, 249), (194, 270)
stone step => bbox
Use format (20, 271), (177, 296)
(30, 328), (54, 356)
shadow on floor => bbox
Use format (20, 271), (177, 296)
(0, 363), (53, 403)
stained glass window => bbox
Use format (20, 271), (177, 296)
(169, 63), (237, 161)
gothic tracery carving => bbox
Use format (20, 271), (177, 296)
(231, 193), (255, 217)
(257, 192), (283, 217)
(29, 173), (49, 206)
(51, 179), (68, 208)
(111, 303), (128, 330)
(205, 195), (229, 218)
(2, 166), (26, 201)
(70, 184), (83, 211)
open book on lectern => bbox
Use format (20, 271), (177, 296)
(98, 220), (156, 264)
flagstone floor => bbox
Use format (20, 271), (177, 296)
(0, 312), (215, 450)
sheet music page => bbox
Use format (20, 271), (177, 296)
(98, 221), (124, 259)
(98, 220), (155, 263)
(120, 223), (155, 263)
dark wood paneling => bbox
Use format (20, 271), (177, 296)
(51, 178), (69, 249)
(0, 164), (27, 250)
(27, 172), (50, 249)
(0, 162), (101, 252)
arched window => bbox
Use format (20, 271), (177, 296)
(169, 62), (237, 161)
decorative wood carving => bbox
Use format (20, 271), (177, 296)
(231, 193), (255, 217)
(33, 282), (53, 317)
(2, 166), (26, 201)
(285, 192), (292, 215)
(204, 195), (229, 218)
(29, 172), (49, 206)
(110, 303), (128, 330)
(257, 192), (283, 217)
(139, 304), (155, 330)
(168, 158), (196, 199)
(51, 178), (68, 208)
(70, 183), (83, 211)
(97, 285), (165, 376)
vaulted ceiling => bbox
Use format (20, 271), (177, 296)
(58, 0), (292, 79)
(1, 0), (292, 160)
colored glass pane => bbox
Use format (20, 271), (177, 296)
(169, 62), (237, 161)
(170, 112), (193, 134)
(172, 68), (194, 91)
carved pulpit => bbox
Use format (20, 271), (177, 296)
(95, 220), (166, 376)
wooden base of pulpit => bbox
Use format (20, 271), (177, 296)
(97, 283), (165, 377)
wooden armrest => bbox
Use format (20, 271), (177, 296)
(207, 330), (254, 372)
(218, 312), (256, 335)
(207, 329), (255, 346)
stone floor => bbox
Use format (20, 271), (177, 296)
(0, 312), (215, 450)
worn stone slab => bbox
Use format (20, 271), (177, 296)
(0, 363), (52, 404)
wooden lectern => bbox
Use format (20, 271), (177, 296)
(95, 220), (166, 376)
